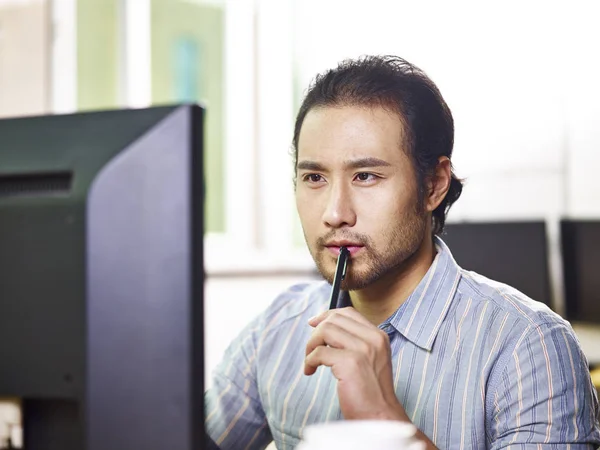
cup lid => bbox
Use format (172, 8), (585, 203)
(302, 420), (418, 448)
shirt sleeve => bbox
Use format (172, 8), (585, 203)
(488, 321), (600, 449)
(205, 315), (273, 450)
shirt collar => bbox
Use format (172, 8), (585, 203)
(337, 236), (461, 351)
(389, 237), (461, 350)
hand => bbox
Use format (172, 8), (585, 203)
(304, 307), (408, 421)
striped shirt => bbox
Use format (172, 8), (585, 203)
(205, 237), (600, 449)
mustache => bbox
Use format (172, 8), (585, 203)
(316, 231), (372, 248)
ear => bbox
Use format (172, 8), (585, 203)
(425, 156), (452, 213)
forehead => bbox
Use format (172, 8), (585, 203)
(297, 105), (408, 164)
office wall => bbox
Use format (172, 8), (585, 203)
(291, 1), (600, 220)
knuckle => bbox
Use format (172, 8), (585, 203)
(376, 329), (390, 348)
(306, 346), (320, 363)
(319, 321), (336, 336)
(327, 310), (343, 322)
(357, 339), (371, 356)
(346, 352), (362, 370)
(314, 345), (328, 359)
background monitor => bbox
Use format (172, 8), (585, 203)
(0, 105), (206, 450)
(442, 221), (552, 307)
(560, 220), (600, 324)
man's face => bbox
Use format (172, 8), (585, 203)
(295, 105), (428, 290)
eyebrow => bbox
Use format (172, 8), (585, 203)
(296, 157), (392, 171)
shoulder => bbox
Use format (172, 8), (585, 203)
(213, 280), (331, 376)
(456, 269), (583, 382)
(457, 271), (598, 408)
(457, 273), (599, 420)
(457, 269), (568, 332)
(257, 280), (331, 334)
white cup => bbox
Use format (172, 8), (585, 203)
(295, 420), (426, 450)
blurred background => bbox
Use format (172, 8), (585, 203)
(1, 0), (599, 446)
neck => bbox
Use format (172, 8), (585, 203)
(348, 234), (437, 326)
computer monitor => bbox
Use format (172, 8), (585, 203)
(442, 221), (552, 307)
(560, 220), (600, 324)
(0, 105), (206, 450)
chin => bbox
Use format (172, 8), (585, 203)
(313, 255), (337, 285)
(317, 262), (376, 291)
(340, 273), (377, 291)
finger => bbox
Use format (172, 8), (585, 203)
(312, 311), (387, 352)
(305, 320), (360, 357)
(306, 313), (390, 366)
(307, 310), (329, 327)
(304, 345), (346, 376)
(308, 307), (372, 327)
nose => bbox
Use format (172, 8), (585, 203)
(322, 182), (357, 229)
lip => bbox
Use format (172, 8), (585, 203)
(325, 241), (364, 256)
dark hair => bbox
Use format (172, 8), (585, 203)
(292, 55), (463, 235)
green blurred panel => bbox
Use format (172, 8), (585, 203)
(77, 0), (120, 110)
(151, 0), (225, 233)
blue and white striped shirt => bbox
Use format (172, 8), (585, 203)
(205, 238), (600, 449)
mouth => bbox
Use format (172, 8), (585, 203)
(324, 241), (365, 256)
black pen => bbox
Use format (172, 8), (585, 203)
(328, 246), (350, 310)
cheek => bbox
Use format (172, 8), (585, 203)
(296, 193), (321, 230)
(356, 188), (400, 217)
(356, 189), (415, 231)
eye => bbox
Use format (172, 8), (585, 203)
(355, 172), (376, 182)
(302, 173), (324, 183)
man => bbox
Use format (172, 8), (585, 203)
(205, 55), (600, 449)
